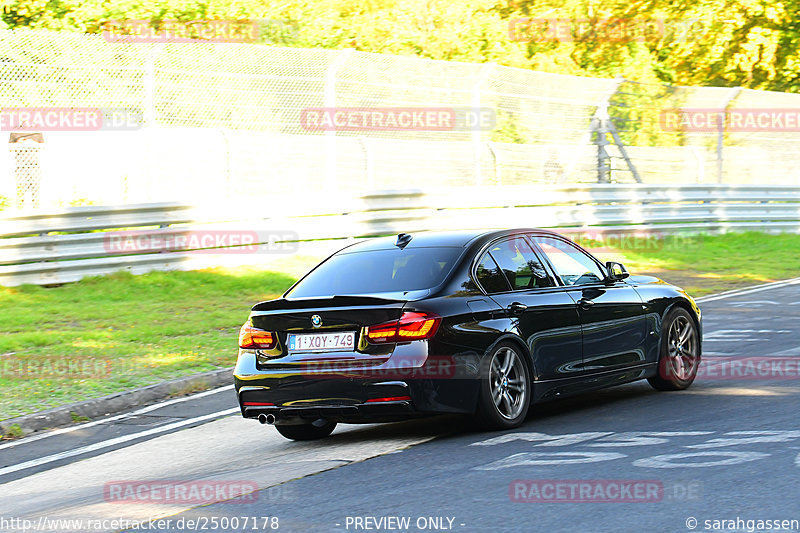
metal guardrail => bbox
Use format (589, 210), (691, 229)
(0, 203), (196, 286)
(1, 184), (799, 287)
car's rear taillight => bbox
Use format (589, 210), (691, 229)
(366, 312), (441, 344)
(239, 322), (276, 349)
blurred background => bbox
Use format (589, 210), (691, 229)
(1, 0), (800, 209)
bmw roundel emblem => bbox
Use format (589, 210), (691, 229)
(311, 315), (322, 328)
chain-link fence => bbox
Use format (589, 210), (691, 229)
(7, 144), (43, 209)
(1, 29), (799, 210)
(609, 80), (800, 185)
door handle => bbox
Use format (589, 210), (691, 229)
(507, 302), (528, 315)
(577, 297), (595, 309)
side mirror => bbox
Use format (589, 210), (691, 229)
(605, 261), (630, 282)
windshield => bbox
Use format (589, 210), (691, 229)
(286, 247), (463, 298)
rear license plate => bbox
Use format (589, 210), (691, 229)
(288, 332), (356, 353)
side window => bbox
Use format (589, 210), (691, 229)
(475, 253), (511, 293)
(532, 236), (606, 286)
(487, 237), (555, 290)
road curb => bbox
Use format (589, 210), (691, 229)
(695, 276), (800, 303)
(0, 367), (233, 437)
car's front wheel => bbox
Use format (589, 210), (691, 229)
(275, 421), (337, 441)
(648, 307), (700, 391)
(476, 342), (531, 429)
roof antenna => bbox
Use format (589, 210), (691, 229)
(395, 233), (412, 249)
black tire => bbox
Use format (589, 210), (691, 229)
(648, 307), (700, 391)
(275, 421), (337, 441)
(475, 341), (532, 430)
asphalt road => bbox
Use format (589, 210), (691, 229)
(3, 279), (800, 533)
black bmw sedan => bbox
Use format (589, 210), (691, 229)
(234, 229), (701, 440)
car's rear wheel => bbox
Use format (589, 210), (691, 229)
(648, 307), (700, 391)
(275, 421), (337, 441)
(476, 342), (531, 429)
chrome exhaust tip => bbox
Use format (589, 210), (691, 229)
(258, 413), (276, 425)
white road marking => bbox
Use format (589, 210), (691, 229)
(474, 451), (626, 469)
(470, 431), (717, 448)
(469, 430), (800, 471)
(770, 345), (800, 356)
(696, 277), (800, 303)
(0, 385), (234, 451)
(685, 431), (800, 449)
(587, 432), (713, 447)
(469, 432), (611, 447)
(0, 408), (239, 477)
(632, 451), (769, 469)
(703, 329), (791, 342)
(727, 300), (780, 306)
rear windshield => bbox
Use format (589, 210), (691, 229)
(286, 247), (463, 298)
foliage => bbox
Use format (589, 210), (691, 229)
(2, 0), (800, 92)
(0, 423), (24, 439)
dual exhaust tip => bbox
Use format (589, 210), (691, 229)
(257, 413), (328, 427)
(258, 413), (276, 425)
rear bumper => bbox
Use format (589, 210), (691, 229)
(240, 398), (416, 425)
(234, 348), (481, 422)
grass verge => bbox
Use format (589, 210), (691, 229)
(591, 232), (800, 297)
(0, 268), (296, 421)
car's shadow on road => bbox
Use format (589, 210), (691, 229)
(305, 378), (783, 446)
(321, 381), (672, 445)
(323, 414), (470, 445)
(524, 381), (661, 422)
